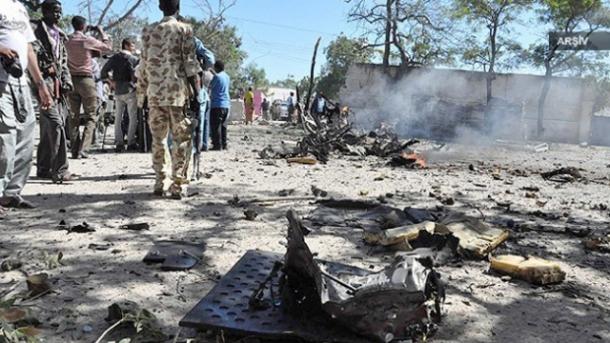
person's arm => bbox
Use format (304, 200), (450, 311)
(195, 37), (215, 70)
(100, 56), (114, 81)
(183, 28), (201, 99)
(27, 44), (52, 110)
(84, 28), (113, 54)
(59, 41), (73, 93)
(135, 27), (149, 107)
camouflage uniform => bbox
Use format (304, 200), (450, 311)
(136, 16), (201, 195)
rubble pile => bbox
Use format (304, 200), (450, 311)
(259, 123), (425, 166)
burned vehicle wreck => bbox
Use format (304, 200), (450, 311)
(181, 210), (445, 342)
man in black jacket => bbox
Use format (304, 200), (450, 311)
(101, 38), (139, 152)
(32, 0), (73, 183)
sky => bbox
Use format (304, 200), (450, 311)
(57, 0), (608, 81)
(60, 0), (362, 82)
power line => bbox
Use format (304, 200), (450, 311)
(227, 15), (339, 37)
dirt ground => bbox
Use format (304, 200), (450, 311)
(1, 123), (609, 343)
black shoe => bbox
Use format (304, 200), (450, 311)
(115, 145), (125, 153)
(127, 144), (138, 152)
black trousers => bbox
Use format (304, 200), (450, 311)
(37, 102), (69, 177)
(210, 108), (228, 150)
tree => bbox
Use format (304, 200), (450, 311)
(347, 0), (455, 68)
(235, 63), (270, 92)
(525, 0), (609, 136)
(453, 0), (533, 103)
(316, 35), (375, 99)
(19, 0), (150, 31)
(271, 75), (299, 89)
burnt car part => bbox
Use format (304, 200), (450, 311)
(180, 211), (444, 342)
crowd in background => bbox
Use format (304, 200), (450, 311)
(0, 0), (234, 216)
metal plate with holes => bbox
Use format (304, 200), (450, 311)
(179, 250), (370, 343)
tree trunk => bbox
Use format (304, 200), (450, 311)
(537, 62), (552, 137)
(487, 24), (498, 104)
(383, 0), (393, 68)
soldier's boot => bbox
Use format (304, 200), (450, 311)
(153, 180), (164, 197)
(168, 183), (185, 200)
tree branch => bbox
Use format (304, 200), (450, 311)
(97, 0), (115, 26)
(104, 0), (145, 31)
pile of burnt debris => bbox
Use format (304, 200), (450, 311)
(259, 123), (426, 167)
(181, 203), (567, 342)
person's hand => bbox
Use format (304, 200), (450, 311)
(38, 83), (53, 110)
(0, 46), (17, 60)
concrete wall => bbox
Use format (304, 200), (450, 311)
(340, 64), (597, 144)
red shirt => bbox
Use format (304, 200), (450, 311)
(66, 31), (112, 76)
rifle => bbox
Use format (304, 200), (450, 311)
(138, 97), (151, 153)
(189, 96), (202, 181)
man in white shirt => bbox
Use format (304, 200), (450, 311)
(0, 0), (53, 217)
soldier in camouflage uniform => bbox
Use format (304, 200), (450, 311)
(136, 0), (201, 199)
(31, 0), (73, 183)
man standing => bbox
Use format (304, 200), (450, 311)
(0, 0), (53, 215)
(101, 38), (139, 152)
(244, 86), (254, 125)
(286, 91), (295, 122)
(312, 91), (326, 118)
(194, 36), (214, 152)
(137, 0), (201, 199)
(32, 0), (73, 183)
(65, 16), (112, 159)
(209, 60), (230, 151)
(261, 98), (270, 121)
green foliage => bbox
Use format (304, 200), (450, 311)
(185, 17), (248, 95)
(271, 75), (299, 89)
(316, 35), (374, 99)
(235, 63), (270, 93)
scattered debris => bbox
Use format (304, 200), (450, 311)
(311, 185), (328, 197)
(58, 221), (96, 234)
(583, 235), (610, 253)
(533, 143), (549, 153)
(287, 156), (318, 165)
(388, 151), (427, 169)
(119, 223), (150, 231)
(88, 243), (114, 251)
(26, 273), (51, 298)
(143, 241), (205, 271)
(439, 214), (509, 258)
(181, 210), (445, 342)
(541, 167), (582, 183)
(243, 209), (258, 221)
(0, 260), (22, 272)
(45, 251), (64, 269)
(278, 189), (295, 197)
(490, 255), (566, 285)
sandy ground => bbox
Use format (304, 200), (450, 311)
(1, 123), (609, 343)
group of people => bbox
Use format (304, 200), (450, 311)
(0, 0), (233, 218)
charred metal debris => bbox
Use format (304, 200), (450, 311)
(259, 124), (425, 167)
(181, 210), (445, 342)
